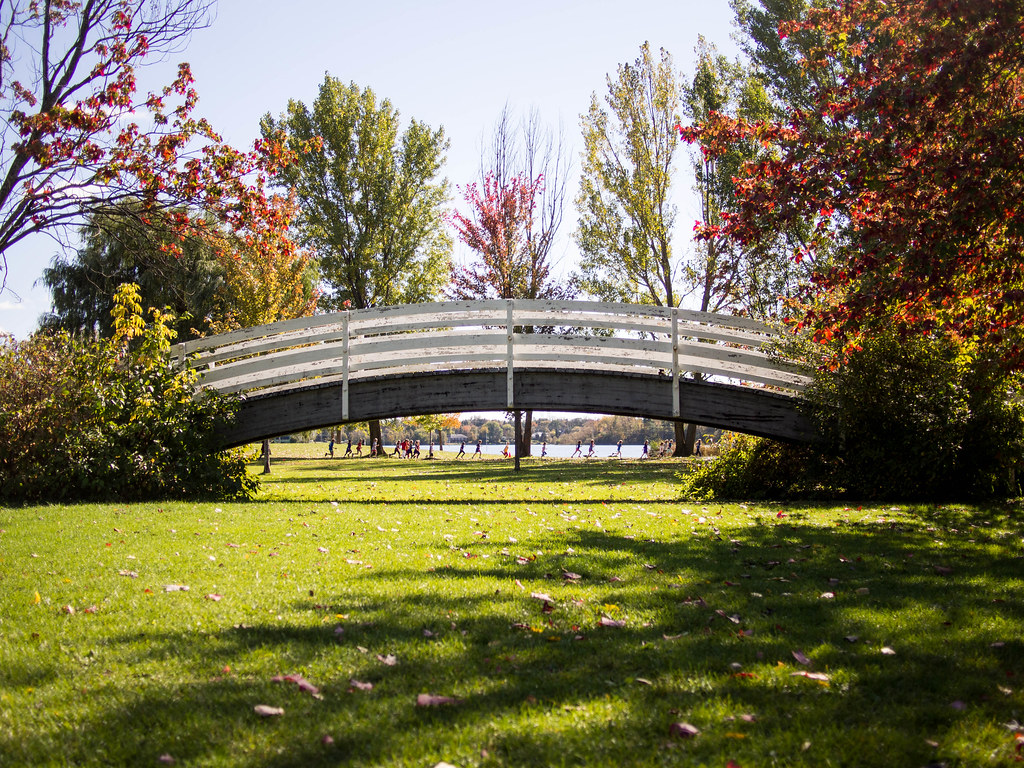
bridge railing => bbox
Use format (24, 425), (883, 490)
(174, 300), (812, 420)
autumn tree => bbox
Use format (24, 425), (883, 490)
(208, 195), (317, 334)
(412, 413), (461, 450)
(208, 194), (317, 474)
(451, 106), (572, 458)
(684, 0), (1024, 369)
(681, 36), (808, 322)
(262, 74), (451, 450)
(0, 1), (294, 291)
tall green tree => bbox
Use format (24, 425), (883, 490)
(262, 75), (451, 313)
(730, 0), (836, 115)
(262, 75), (451, 451)
(575, 43), (696, 455)
(575, 42), (681, 309)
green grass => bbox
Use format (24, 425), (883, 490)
(2, 449), (1024, 767)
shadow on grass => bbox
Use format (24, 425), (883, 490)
(253, 456), (689, 495)
(8, 515), (1024, 767)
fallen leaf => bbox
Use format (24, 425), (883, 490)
(204, 593), (222, 601)
(254, 705), (284, 717)
(164, 585), (189, 592)
(669, 722), (700, 738)
(951, 700), (966, 710)
(820, 591), (835, 599)
(118, 570), (138, 578)
(792, 650), (811, 666)
(791, 671), (830, 682)
(158, 754), (175, 764)
(349, 679), (373, 691)
(321, 735), (335, 745)
(376, 654), (398, 666)
(880, 646), (896, 655)
(416, 693), (461, 707)
(272, 673), (322, 698)
(562, 571), (582, 581)
(599, 616), (626, 628)
(530, 592), (554, 603)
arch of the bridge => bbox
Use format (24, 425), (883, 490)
(215, 369), (816, 448)
(172, 300), (815, 447)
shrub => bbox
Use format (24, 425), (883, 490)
(0, 285), (256, 503)
(679, 434), (827, 501)
(682, 333), (1024, 502)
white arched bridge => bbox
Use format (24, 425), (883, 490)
(173, 300), (816, 448)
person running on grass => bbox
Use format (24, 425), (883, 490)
(474, 440), (483, 459)
(586, 439), (596, 458)
(541, 441), (547, 458)
(611, 439), (622, 458)
(571, 440), (582, 458)
(457, 442), (466, 458)
(641, 439), (649, 459)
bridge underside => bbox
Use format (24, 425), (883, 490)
(214, 369), (816, 448)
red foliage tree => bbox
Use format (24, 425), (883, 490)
(450, 171), (565, 301)
(0, 0), (295, 289)
(682, 0), (1024, 368)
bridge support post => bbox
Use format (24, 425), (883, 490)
(506, 300), (515, 410)
(341, 310), (350, 421)
(671, 308), (680, 419)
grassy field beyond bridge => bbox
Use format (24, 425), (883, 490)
(2, 450), (1023, 767)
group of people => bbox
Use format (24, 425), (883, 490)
(326, 437), (382, 458)
(325, 435), (707, 460)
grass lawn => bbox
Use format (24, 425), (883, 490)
(2, 447), (1024, 767)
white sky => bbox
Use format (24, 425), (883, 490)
(0, 0), (740, 338)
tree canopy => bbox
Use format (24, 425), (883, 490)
(261, 75), (452, 312)
(0, 0), (294, 290)
(685, 0), (1024, 369)
(574, 43), (682, 308)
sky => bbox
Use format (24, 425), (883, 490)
(0, 0), (741, 338)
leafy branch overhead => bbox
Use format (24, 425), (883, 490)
(0, 0), (297, 289)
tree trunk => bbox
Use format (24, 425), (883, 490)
(436, 428), (445, 450)
(369, 419), (383, 456)
(517, 409), (533, 457)
(682, 422), (698, 456)
(513, 409), (522, 472)
(261, 439), (272, 474)
(672, 421), (689, 457)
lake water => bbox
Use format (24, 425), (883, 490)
(418, 443), (664, 459)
